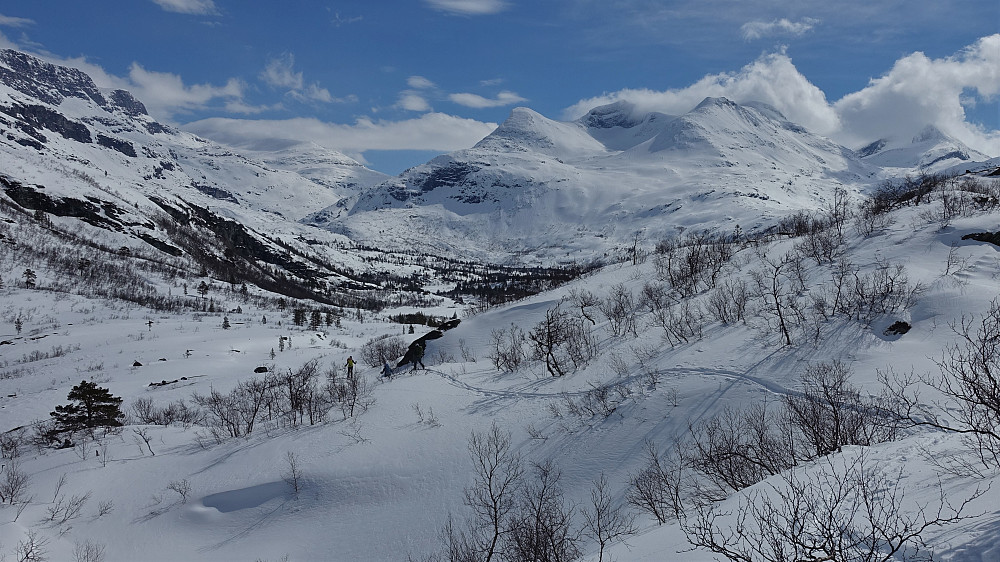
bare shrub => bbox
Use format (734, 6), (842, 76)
(626, 440), (684, 524)
(846, 258), (922, 324)
(444, 423), (525, 562)
(654, 233), (735, 296)
(73, 539), (106, 562)
(652, 300), (705, 347)
(167, 479), (192, 504)
(0, 460), (31, 505)
(275, 359), (330, 426)
(598, 283), (638, 337)
(360, 334), (407, 368)
(1, 427), (28, 459)
(583, 473), (637, 562)
(882, 299), (1000, 468)
(706, 279), (750, 325)
(503, 460), (579, 562)
(282, 452), (302, 497)
(46, 490), (91, 524)
(528, 304), (595, 377)
(15, 529), (49, 562)
(685, 402), (797, 495)
(683, 452), (983, 562)
(783, 361), (896, 459)
(192, 377), (270, 440)
(132, 428), (155, 456)
(130, 397), (201, 426)
(749, 251), (800, 346)
(795, 226), (845, 265)
(329, 372), (375, 418)
(566, 288), (601, 326)
(488, 324), (527, 373)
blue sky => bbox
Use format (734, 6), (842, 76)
(1, 0), (997, 174)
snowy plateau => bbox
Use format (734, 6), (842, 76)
(1, 48), (1000, 562)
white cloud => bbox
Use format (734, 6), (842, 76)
(424, 0), (508, 16)
(184, 113), (498, 154)
(397, 91), (432, 112)
(260, 54), (303, 90)
(563, 50), (839, 136)
(741, 18), (819, 41)
(408, 76), (437, 89)
(563, 35), (1000, 157)
(0, 14), (35, 27)
(260, 53), (347, 105)
(449, 90), (527, 108)
(126, 63), (251, 118)
(833, 34), (1000, 154)
(149, 0), (218, 15)
(330, 12), (364, 27)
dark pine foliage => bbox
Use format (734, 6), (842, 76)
(50, 380), (125, 432)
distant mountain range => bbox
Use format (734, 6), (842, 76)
(1, 48), (996, 270)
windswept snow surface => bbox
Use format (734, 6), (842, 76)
(2, 188), (1000, 561)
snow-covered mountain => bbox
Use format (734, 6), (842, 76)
(0, 50), (386, 223)
(856, 124), (992, 173)
(332, 97), (878, 262)
(4, 47), (1000, 562)
(0, 49), (403, 302)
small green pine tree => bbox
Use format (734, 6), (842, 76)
(50, 381), (124, 433)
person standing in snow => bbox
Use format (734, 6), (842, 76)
(346, 355), (355, 378)
(413, 345), (425, 371)
(382, 362), (393, 380)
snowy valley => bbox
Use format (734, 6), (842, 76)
(2, 48), (1000, 562)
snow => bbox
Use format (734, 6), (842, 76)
(2, 194), (1000, 560)
(3, 48), (1000, 562)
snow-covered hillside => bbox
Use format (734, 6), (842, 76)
(3, 46), (1000, 562)
(2, 166), (1000, 561)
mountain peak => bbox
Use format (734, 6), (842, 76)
(693, 96), (739, 111)
(475, 106), (607, 156)
(581, 101), (641, 129)
(0, 49), (107, 107)
(912, 124), (948, 144)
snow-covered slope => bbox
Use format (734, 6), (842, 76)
(857, 125), (992, 173)
(334, 97), (877, 263)
(2, 173), (1000, 561)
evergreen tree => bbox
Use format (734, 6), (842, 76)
(222, 316), (231, 329)
(50, 381), (124, 432)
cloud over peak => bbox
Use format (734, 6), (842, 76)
(564, 34), (1000, 157)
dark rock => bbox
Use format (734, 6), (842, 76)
(108, 89), (148, 116)
(97, 133), (137, 157)
(883, 321), (911, 336)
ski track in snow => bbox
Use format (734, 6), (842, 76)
(425, 365), (798, 402)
